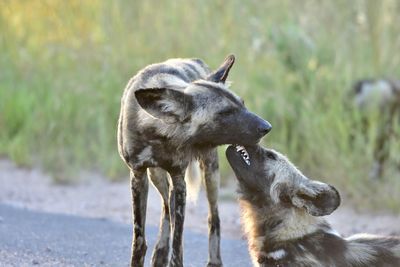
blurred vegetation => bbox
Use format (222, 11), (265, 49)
(1, 0), (400, 210)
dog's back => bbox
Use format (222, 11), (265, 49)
(344, 234), (400, 266)
(353, 79), (400, 110)
(253, 231), (400, 267)
(130, 58), (210, 90)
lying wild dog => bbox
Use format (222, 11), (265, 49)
(118, 55), (272, 267)
(226, 144), (400, 267)
(352, 79), (400, 179)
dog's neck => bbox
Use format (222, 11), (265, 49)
(239, 196), (336, 266)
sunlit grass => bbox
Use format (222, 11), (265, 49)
(0, 0), (399, 210)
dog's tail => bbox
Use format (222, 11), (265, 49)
(185, 160), (202, 204)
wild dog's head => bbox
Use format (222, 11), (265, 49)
(134, 55), (271, 147)
(226, 145), (340, 216)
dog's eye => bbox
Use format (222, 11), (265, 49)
(218, 108), (235, 116)
(266, 151), (277, 160)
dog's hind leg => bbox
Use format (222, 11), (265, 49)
(130, 169), (149, 267)
(200, 149), (222, 267)
(370, 104), (397, 179)
(148, 167), (171, 267)
(168, 169), (186, 267)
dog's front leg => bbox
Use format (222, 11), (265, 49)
(200, 150), (223, 267)
(149, 167), (171, 267)
(168, 170), (186, 267)
(130, 169), (149, 267)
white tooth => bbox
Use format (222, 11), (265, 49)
(236, 145), (245, 152)
(235, 145), (251, 165)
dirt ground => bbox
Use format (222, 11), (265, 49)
(1, 159), (400, 239)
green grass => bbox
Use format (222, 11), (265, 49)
(1, 0), (400, 210)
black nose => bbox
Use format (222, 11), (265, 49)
(258, 121), (272, 135)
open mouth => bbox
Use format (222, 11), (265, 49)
(234, 145), (250, 166)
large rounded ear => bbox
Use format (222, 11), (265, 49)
(207, 54), (235, 83)
(135, 88), (193, 124)
(290, 181), (341, 216)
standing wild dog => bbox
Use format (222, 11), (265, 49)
(118, 55), (272, 267)
(352, 79), (400, 179)
(226, 144), (400, 267)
